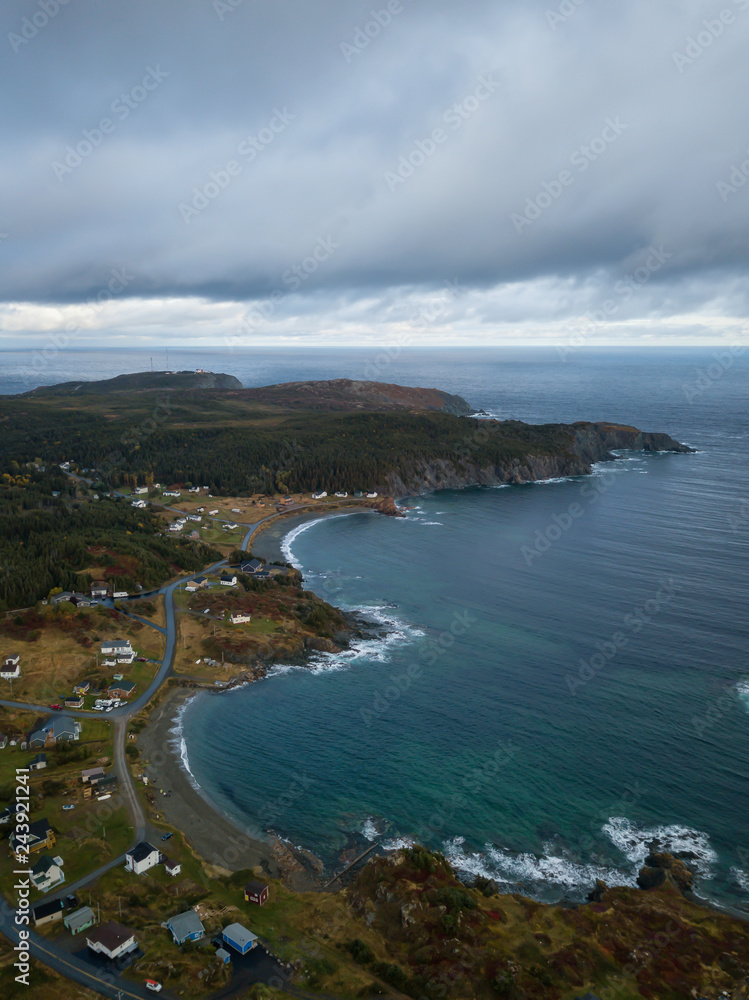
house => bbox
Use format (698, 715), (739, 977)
(65, 695), (84, 709)
(1, 654), (21, 680)
(243, 881), (269, 906)
(185, 576), (207, 593)
(196, 506), (205, 513)
(134, 486), (148, 494)
(220, 573), (238, 587)
(90, 584), (108, 600)
(334, 491), (348, 498)
(222, 922), (258, 955)
(30, 854), (65, 892)
(254, 569), (270, 581)
(312, 491), (327, 499)
(131, 499), (147, 509)
(224, 522), (238, 531)
(189, 486), (200, 493)
(29, 752), (47, 771)
(94, 774), (119, 798)
(230, 612), (252, 625)
(209, 509), (219, 515)
(162, 490), (181, 498)
(101, 639), (133, 658)
(367, 492), (378, 498)
(168, 521), (184, 533)
(240, 559), (262, 575)
(216, 947), (231, 965)
(187, 514), (202, 522)
(354, 491), (363, 498)
(0, 735), (7, 750)
(108, 680), (136, 699)
(86, 921), (138, 961)
(64, 905), (96, 935)
(81, 766), (106, 784)
(73, 680), (91, 695)
(28, 716), (81, 749)
(167, 908), (205, 946)
(32, 898), (64, 926)
(11, 817), (55, 858)
(163, 858), (181, 877)
(125, 841), (160, 875)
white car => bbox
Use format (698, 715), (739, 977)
(145, 982), (162, 993)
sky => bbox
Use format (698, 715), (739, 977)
(1, 0), (748, 349)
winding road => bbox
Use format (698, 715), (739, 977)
(0, 490), (331, 998)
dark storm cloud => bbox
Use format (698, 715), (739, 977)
(0, 0), (747, 333)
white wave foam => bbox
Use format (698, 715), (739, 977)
(382, 835), (415, 851)
(167, 696), (202, 792)
(444, 836), (636, 891)
(361, 817), (380, 841)
(602, 817), (718, 875)
(737, 679), (749, 711)
(730, 868), (749, 892)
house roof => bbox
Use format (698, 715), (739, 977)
(168, 909), (204, 939)
(64, 905), (95, 931)
(241, 559), (262, 572)
(86, 921), (135, 950)
(51, 715), (77, 739)
(216, 947), (231, 961)
(28, 818), (52, 841)
(31, 854), (59, 876)
(244, 881), (268, 895)
(33, 898), (64, 920)
(163, 857), (180, 871)
(223, 923), (258, 948)
(82, 766), (105, 779)
(30, 753), (47, 764)
(109, 679), (136, 692)
(127, 841), (158, 863)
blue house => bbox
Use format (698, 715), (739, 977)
(222, 922), (258, 955)
(167, 909), (205, 946)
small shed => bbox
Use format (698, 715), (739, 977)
(244, 881), (269, 906)
(222, 922), (258, 955)
(216, 947), (231, 965)
(64, 905), (96, 935)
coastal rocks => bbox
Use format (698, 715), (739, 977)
(636, 850), (695, 894)
(304, 636), (342, 654)
(587, 879), (609, 903)
(370, 496), (407, 517)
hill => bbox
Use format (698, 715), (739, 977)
(20, 370), (243, 395)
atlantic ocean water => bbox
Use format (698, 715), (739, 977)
(3, 347), (747, 908)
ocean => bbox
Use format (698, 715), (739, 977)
(2, 347), (747, 908)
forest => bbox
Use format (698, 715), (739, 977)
(0, 472), (220, 611)
(0, 389), (576, 496)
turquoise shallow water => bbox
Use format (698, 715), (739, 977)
(11, 348), (741, 906)
(174, 350), (749, 908)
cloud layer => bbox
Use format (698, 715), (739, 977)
(1, 0), (748, 346)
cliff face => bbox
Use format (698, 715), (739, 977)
(378, 421), (693, 496)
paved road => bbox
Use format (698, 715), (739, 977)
(0, 483), (357, 999)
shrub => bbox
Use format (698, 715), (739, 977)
(346, 939), (374, 965)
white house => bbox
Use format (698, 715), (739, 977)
(168, 522), (184, 533)
(366, 492), (378, 498)
(185, 577), (207, 593)
(230, 612), (252, 625)
(124, 842), (161, 875)
(112, 590), (129, 600)
(101, 639), (134, 663)
(224, 522), (238, 530)
(163, 490), (181, 498)
(163, 858), (181, 877)
(1, 655), (21, 680)
(188, 486), (200, 493)
(86, 922), (138, 961)
(131, 499), (147, 509)
(30, 855), (65, 892)
(208, 509), (219, 515)
(134, 486), (149, 495)
(187, 514), (202, 522)
(220, 573), (238, 587)
(312, 491), (327, 499)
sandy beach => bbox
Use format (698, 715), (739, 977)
(250, 503), (374, 564)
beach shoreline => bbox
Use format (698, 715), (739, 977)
(137, 684), (327, 890)
(249, 503), (375, 564)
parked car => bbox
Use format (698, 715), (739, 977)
(161, 832), (173, 841)
(137, 656), (147, 662)
(65, 894), (78, 908)
(50, 703), (62, 710)
(145, 981), (162, 993)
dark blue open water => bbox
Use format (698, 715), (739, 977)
(3, 348), (746, 907)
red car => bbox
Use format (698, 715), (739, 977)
(50, 703), (62, 710)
